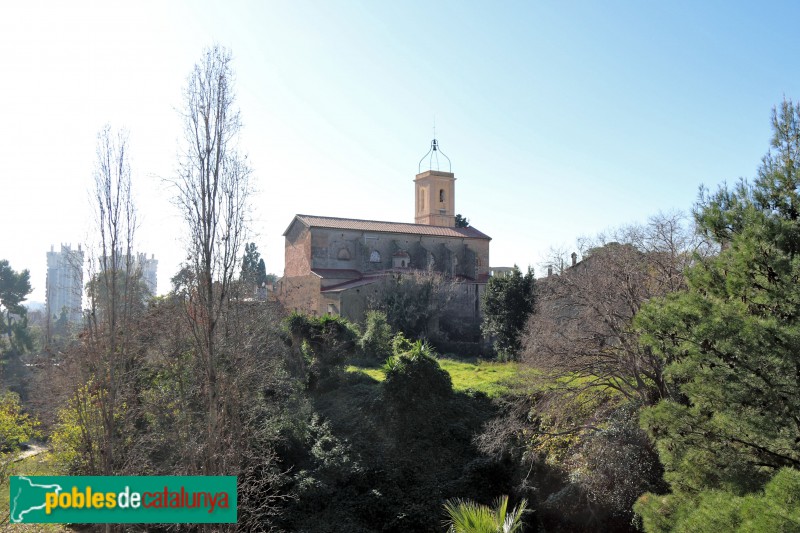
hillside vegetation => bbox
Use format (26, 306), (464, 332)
(347, 357), (526, 398)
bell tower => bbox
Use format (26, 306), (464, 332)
(415, 139), (456, 227)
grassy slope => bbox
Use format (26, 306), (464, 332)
(2, 451), (69, 532)
(347, 357), (527, 398)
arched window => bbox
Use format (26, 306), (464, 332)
(439, 189), (445, 202)
(420, 190), (425, 211)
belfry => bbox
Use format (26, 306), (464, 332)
(415, 139), (456, 227)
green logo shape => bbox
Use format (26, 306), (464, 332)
(10, 476), (237, 524)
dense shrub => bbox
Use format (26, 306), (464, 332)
(49, 384), (104, 473)
(358, 310), (393, 361)
(429, 339), (487, 358)
(575, 405), (666, 513)
(278, 347), (505, 531)
(0, 390), (40, 453)
(383, 339), (452, 411)
(285, 312), (361, 366)
(369, 271), (454, 338)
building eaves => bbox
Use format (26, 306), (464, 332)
(284, 214), (491, 240)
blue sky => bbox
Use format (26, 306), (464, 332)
(2, 1), (798, 302)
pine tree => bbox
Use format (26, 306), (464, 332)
(0, 260), (33, 355)
(241, 242), (261, 285)
(635, 101), (800, 528)
(256, 258), (267, 286)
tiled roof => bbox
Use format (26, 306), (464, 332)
(284, 214), (491, 240)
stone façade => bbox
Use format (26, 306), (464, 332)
(278, 215), (491, 322)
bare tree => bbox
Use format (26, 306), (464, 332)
(487, 213), (711, 453)
(79, 125), (140, 476)
(475, 214), (706, 529)
(171, 45), (252, 476)
(526, 212), (710, 404)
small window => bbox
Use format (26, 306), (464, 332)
(370, 250), (381, 263)
(439, 189), (445, 202)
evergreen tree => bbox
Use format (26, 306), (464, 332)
(635, 101), (800, 527)
(0, 259), (33, 355)
(256, 258), (268, 286)
(241, 243), (270, 288)
(241, 242), (261, 285)
(481, 266), (534, 360)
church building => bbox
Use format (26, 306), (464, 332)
(278, 140), (491, 324)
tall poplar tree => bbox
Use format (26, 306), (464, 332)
(173, 45), (252, 476)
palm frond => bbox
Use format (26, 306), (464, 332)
(443, 495), (529, 533)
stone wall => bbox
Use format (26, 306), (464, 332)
(280, 222), (491, 322)
(278, 274), (321, 315)
(284, 224), (312, 278)
(308, 227), (490, 280)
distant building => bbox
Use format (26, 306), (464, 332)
(138, 253), (158, 296)
(46, 244), (84, 324)
(99, 251), (158, 296)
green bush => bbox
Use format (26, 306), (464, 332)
(383, 340), (452, 406)
(285, 312), (361, 365)
(0, 390), (40, 453)
(572, 404), (666, 520)
(358, 310), (393, 361)
(481, 265), (534, 360)
(49, 384), (105, 473)
(391, 331), (414, 357)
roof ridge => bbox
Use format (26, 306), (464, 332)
(297, 213), (458, 229)
(287, 214), (491, 240)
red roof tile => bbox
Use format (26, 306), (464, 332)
(284, 214), (491, 240)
